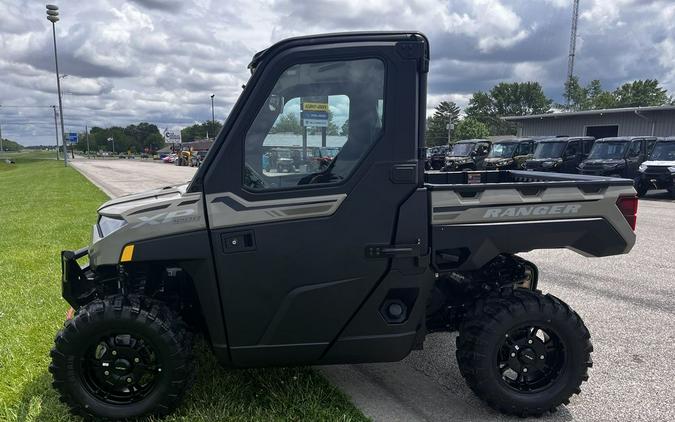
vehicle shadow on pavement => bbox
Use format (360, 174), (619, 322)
(322, 332), (576, 422)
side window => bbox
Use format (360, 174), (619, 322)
(627, 140), (642, 157)
(475, 143), (490, 155)
(646, 139), (657, 155)
(565, 141), (579, 156)
(517, 142), (531, 155)
(243, 59), (385, 191)
(583, 139), (594, 154)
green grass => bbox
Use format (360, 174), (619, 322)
(0, 154), (366, 422)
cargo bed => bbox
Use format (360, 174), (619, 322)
(425, 170), (637, 271)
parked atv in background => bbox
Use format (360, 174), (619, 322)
(636, 137), (675, 196)
(524, 136), (595, 173)
(51, 32), (638, 420)
(425, 145), (450, 170)
(578, 136), (656, 180)
(483, 138), (536, 170)
(441, 139), (491, 171)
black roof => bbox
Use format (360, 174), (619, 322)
(455, 138), (490, 144)
(537, 136), (594, 143)
(492, 137), (535, 143)
(595, 136), (657, 142)
(249, 31), (429, 70)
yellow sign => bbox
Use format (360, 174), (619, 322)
(302, 102), (329, 112)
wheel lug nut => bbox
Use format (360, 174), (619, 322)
(134, 358), (140, 363)
(540, 355), (545, 360)
(104, 371), (109, 376)
(511, 352), (516, 357)
(528, 340), (533, 344)
(126, 377), (132, 383)
(112, 351), (117, 356)
(523, 368), (528, 373)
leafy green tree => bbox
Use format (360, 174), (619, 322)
(453, 117), (490, 141)
(270, 113), (302, 134)
(340, 119), (349, 136)
(465, 91), (515, 136)
(425, 101), (460, 146)
(181, 121), (224, 142)
(612, 79), (671, 107)
(0, 138), (23, 151)
(490, 82), (553, 116)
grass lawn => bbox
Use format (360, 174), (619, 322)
(0, 154), (366, 422)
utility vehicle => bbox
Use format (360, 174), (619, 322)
(636, 137), (675, 196)
(578, 136), (656, 179)
(425, 145), (450, 170)
(482, 137), (536, 170)
(440, 139), (491, 171)
(51, 32), (638, 420)
(524, 136), (595, 173)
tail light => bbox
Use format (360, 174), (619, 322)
(616, 196), (638, 231)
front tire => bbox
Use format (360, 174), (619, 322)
(50, 295), (194, 420)
(456, 289), (592, 417)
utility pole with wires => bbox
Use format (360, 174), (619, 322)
(566, 0), (580, 107)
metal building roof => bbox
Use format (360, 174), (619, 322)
(503, 105), (675, 121)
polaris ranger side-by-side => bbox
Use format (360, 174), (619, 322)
(51, 33), (638, 420)
(524, 136), (595, 173)
(637, 137), (675, 196)
(483, 137), (536, 170)
(578, 136), (656, 180)
(441, 138), (491, 171)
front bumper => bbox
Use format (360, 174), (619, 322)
(61, 247), (94, 307)
(640, 172), (675, 189)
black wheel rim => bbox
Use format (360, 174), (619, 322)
(497, 325), (565, 393)
(78, 333), (162, 405)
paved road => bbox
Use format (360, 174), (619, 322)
(70, 158), (196, 197)
(72, 159), (675, 422)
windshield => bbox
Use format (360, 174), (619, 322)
(488, 143), (518, 158)
(587, 142), (628, 160)
(650, 142), (675, 161)
(533, 142), (566, 159)
(449, 143), (475, 157)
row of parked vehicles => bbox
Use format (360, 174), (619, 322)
(426, 136), (675, 196)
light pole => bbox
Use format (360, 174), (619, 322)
(46, 4), (68, 166)
(52, 105), (60, 160)
(0, 104), (3, 155)
(210, 94), (215, 139)
(107, 137), (115, 154)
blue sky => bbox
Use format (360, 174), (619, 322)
(1, 0), (673, 145)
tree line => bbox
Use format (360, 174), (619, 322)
(72, 122), (165, 153)
(426, 78), (674, 146)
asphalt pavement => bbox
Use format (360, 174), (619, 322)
(71, 158), (675, 422)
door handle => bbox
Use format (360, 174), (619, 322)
(365, 244), (421, 259)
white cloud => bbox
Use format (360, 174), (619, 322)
(0, 0), (672, 145)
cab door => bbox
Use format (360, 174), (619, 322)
(562, 140), (580, 173)
(625, 138), (644, 178)
(200, 34), (429, 366)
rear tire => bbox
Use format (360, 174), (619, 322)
(50, 295), (194, 420)
(456, 289), (592, 417)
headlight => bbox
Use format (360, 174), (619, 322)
(668, 166), (675, 173)
(542, 161), (557, 168)
(639, 163), (647, 172)
(578, 162), (585, 169)
(98, 215), (127, 237)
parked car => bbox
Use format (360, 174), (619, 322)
(162, 153), (177, 163)
(425, 145), (450, 170)
(524, 136), (595, 173)
(636, 137), (675, 196)
(482, 138), (536, 170)
(578, 136), (656, 179)
(441, 139), (491, 171)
